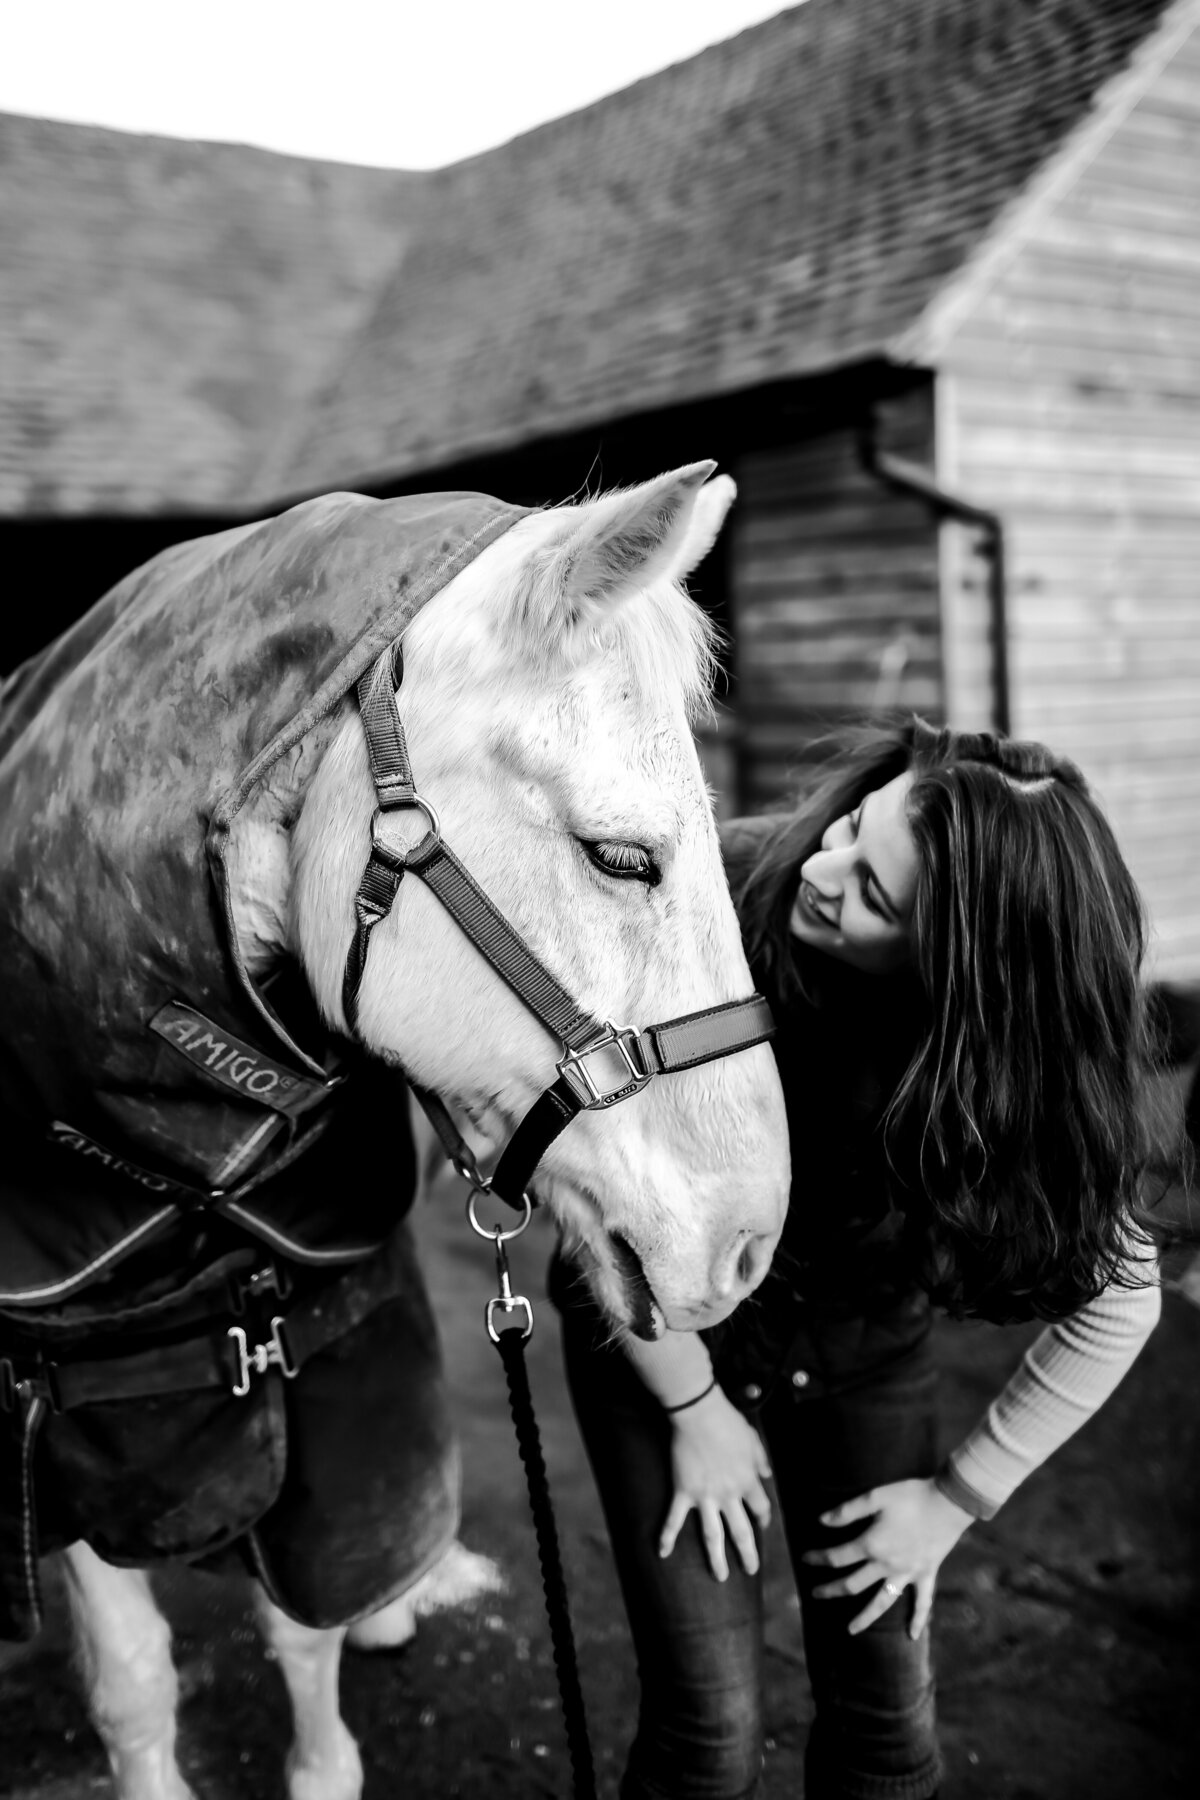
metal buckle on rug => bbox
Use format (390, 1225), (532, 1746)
(228, 1262), (292, 1318)
(227, 1317), (298, 1397)
(557, 1024), (652, 1110)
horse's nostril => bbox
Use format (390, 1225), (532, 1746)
(735, 1230), (774, 1294)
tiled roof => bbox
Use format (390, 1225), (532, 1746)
(1, 0), (1176, 515)
(0, 114), (422, 515)
(274, 0), (1174, 498)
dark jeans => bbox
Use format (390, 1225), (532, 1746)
(561, 1312), (942, 1800)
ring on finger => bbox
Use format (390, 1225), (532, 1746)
(882, 1579), (904, 1598)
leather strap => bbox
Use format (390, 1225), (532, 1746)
(640, 994), (775, 1074)
(345, 651), (604, 1051)
(490, 1079), (581, 1207)
(358, 642), (415, 806)
(402, 834), (600, 1050)
(410, 1083), (477, 1175)
(0, 1254), (395, 1412)
(0, 1386), (48, 1639)
(31, 1335), (231, 1409)
(342, 647), (416, 1033)
(490, 993), (776, 1208)
(342, 844), (406, 1035)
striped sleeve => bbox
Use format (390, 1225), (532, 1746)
(935, 1240), (1161, 1521)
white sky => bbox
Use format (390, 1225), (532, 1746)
(3, 0), (795, 170)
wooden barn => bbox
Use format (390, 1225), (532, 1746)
(2, 0), (1199, 977)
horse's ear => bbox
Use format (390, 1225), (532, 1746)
(513, 462), (734, 637)
(672, 472), (737, 578)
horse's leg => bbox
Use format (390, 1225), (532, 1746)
(60, 1541), (195, 1800)
(252, 1583), (363, 1800)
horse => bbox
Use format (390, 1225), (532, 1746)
(0, 461), (790, 1798)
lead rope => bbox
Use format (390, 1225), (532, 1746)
(465, 1183), (597, 1800)
(494, 1328), (596, 1799)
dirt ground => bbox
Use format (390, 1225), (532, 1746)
(1, 1182), (1198, 1800)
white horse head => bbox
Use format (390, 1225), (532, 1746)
(265, 464), (788, 1334)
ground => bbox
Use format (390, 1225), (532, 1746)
(1, 1184), (1198, 1800)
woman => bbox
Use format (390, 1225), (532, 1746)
(555, 717), (1160, 1800)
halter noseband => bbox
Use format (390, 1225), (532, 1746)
(341, 646), (774, 1210)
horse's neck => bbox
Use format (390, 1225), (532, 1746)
(224, 706), (353, 980)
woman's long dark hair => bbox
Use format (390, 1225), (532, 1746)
(734, 716), (1154, 1324)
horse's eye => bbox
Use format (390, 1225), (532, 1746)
(582, 840), (660, 886)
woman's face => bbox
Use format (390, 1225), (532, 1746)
(788, 770), (919, 973)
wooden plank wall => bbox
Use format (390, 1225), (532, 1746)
(728, 383), (944, 812)
(938, 25), (1200, 980)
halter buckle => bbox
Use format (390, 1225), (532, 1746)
(557, 1024), (652, 1110)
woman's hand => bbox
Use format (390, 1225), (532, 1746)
(802, 1478), (973, 1638)
(659, 1387), (773, 1582)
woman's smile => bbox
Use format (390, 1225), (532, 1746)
(796, 879), (836, 930)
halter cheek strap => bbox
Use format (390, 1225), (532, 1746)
(343, 646), (598, 1051)
(341, 646), (775, 1209)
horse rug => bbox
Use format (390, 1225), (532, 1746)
(0, 490), (527, 1637)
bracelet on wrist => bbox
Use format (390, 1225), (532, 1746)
(663, 1377), (717, 1415)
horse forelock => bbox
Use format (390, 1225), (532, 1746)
(600, 580), (720, 731)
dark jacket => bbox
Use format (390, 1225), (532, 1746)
(0, 489), (526, 1303)
(703, 814), (932, 1408)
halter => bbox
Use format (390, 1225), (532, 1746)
(341, 644), (775, 1211)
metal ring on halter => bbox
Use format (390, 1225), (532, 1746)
(466, 1188), (534, 1241)
(370, 793), (441, 848)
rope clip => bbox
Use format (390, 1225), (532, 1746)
(466, 1187), (534, 1344)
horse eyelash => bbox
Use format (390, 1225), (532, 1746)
(581, 840), (660, 886)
